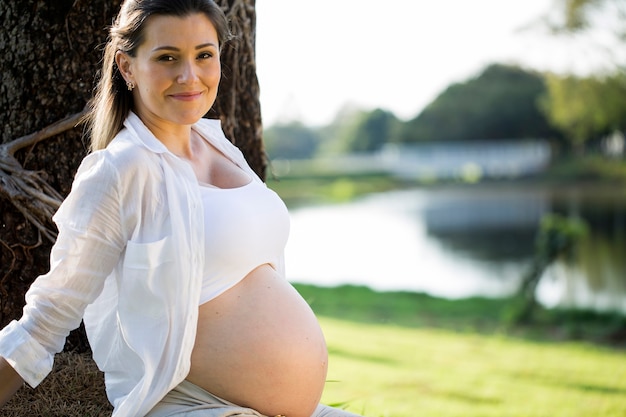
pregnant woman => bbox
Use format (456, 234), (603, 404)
(0, 1), (362, 416)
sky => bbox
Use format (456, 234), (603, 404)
(255, 0), (616, 127)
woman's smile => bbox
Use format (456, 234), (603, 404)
(170, 91), (205, 101)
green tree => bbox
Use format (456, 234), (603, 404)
(399, 64), (559, 143)
(315, 106), (362, 156)
(315, 108), (401, 154)
(542, 0), (626, 153)
(507, 213), (588, 324)
(263, 122), (320, 159)
(540, 73), (626, 153)
(538, 0), (626, 153)
(342, 109), (400, 153)
(549, 0), (625, 40)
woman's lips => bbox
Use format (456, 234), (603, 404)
(170, 91), (203, 101)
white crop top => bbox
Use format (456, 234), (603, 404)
(198, 177), (290, 304)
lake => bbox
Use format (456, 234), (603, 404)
(284, 182), (626, 314)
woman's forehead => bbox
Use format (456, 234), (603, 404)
(141, 13), (219, 50)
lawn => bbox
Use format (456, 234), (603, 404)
(319, 317), (626, 417)
(294, 284), (626, 417)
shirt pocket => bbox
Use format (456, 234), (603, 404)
(119, 235), (179, 322)
(124, 235), (175, 269)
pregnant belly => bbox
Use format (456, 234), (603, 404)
(187, 264), (328, 417)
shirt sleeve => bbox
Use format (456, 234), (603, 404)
(0, 152), (126, 387)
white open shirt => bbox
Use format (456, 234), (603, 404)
(0, 112), (275, 417)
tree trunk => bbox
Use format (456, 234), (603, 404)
(0, 0), (264, 353)
(214, 0), (266, 178)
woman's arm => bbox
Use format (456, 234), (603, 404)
(0, 357), (24, 407)
(0, 152), (126, 389)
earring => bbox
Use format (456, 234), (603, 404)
(126, 81), (135, 91)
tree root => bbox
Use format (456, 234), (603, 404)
(0, 110), (86, 243)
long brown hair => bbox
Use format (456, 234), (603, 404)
(84, 0), (233, 151)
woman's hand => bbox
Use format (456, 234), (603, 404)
(0, 357), (24, 407)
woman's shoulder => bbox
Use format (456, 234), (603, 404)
(108, 127), (160, 160)
(79, 129), (160, 184)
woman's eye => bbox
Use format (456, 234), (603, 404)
(157, 55), (175, 62)
(198, 52), (213, 60)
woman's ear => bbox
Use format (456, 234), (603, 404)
(115, 50), (134, 85)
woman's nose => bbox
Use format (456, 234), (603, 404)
(177, 60), (199, 84)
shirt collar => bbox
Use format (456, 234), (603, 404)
(122, 112), (225, 156)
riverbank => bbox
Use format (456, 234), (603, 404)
(293, 283), (626, 347)
(543, 154), (626, 184)
(266, 154), (626, 206)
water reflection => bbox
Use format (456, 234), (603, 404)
(285, 184), (626, 314)
(539, 234), (626, 313)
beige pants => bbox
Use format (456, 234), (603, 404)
(145, 380), (363, 417)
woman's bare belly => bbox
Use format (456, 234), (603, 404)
(186, 264), (328, 417)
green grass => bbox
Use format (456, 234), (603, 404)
(320, 318), (626, 417)
(292, 284), (626, 417)
(293, 284), (626, 345)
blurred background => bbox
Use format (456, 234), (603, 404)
(255, 0), (626, 315)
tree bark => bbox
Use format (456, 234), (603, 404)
(213, 0), (266, 179)
(0, 0), (264, 353)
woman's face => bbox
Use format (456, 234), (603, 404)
(117, 13), (221, 131)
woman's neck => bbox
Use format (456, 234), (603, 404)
(138, 112), (194, 158)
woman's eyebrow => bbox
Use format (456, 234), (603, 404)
(152, 42), (218, 52)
